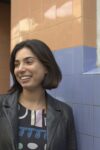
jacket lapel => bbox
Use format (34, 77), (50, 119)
(46, 94), (62, 149)
(2, 91), (19, 149)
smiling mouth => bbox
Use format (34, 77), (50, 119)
(19, 75), (32, 81)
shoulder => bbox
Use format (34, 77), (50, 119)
(52, 98), (75, 123)
(0, 93), (8, 107)
(0, 91), (18, 106)
(54, 98), (73, 116)
(0, 93), (9, 100)
(47, 93), (73, 118)
(0, 93), (11, 103)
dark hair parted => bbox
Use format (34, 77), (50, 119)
(9, 39), (62, 93)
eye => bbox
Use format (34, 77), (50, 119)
(14, 62), (19, 67)
(26, 58), (35, 64)
(26, 60), (33, 64)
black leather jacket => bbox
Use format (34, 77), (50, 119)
(0, 91), (77, 150)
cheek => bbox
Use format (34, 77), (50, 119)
(38, 66), (47, 76)
(34, 63), (47, 74)
(33, 67), (47, 80)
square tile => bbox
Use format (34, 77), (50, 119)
(94, 137), (100, 150)
(54, 48), (74, 75)
(94, 75), (100, 105)
(77, 133), (94, 150)
(73, 104), (93, 135)
(73, 47), (83, 74)
(55, 75), (74, 102)
(83, 46), (96, 72)
(94, 106), (100, 137)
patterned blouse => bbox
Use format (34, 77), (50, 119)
(18, 103), (47, 150)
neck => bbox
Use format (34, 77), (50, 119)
(19, 87), (46, 110)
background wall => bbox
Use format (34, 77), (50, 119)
(0, 2), (10, 93)
(11, 0), (99, 150)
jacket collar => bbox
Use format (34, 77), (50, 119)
(46, 93), (62, 149)
(2, 90), (19, 107)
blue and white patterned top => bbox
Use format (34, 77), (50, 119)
(18, 103), (47, 150)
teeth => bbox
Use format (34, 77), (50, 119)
(20, 76), (31, 80)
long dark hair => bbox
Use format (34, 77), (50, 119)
(9, 39), (62, 93)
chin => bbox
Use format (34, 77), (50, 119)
(21, 82), (42, 90)
(22, 85), (36, 91)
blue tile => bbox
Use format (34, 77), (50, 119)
(48, 74), (94, 105)
(73, 104), (93, 135)
(73, 47), (83, 74)
(55, 75), (74, 103)
(72, 75), (82, 103)
(94, 74), (100, 105)
(54, 46), (84, 75)
(72, 74), (94, 104)
(77, 133), (94, 150)
(79, 74), (94, 104)
(94, 106), (100, 137)
(54, 46), (96, 75)
(83, 46), (96, 72)
(94, 137), (100, 150)
(54, 48), (74, 75)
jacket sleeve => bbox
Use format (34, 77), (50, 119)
(66, 107), (77, 150)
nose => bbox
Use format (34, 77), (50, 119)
(18, 63), (26, 72)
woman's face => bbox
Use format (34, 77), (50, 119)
(14, 47), (47, 90)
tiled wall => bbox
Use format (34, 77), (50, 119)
(0, 3), (10, 93)
(11, 0), (96, 49)
(11, 0), (99, 149)
(11, 0), (82, 49)
(49, 46), (99, 150)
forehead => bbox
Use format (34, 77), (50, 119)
(15, 47), (36, 60)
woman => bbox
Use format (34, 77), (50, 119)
(0, 39), (77, 150)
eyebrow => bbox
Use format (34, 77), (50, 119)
(15, 56), (37, 62)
